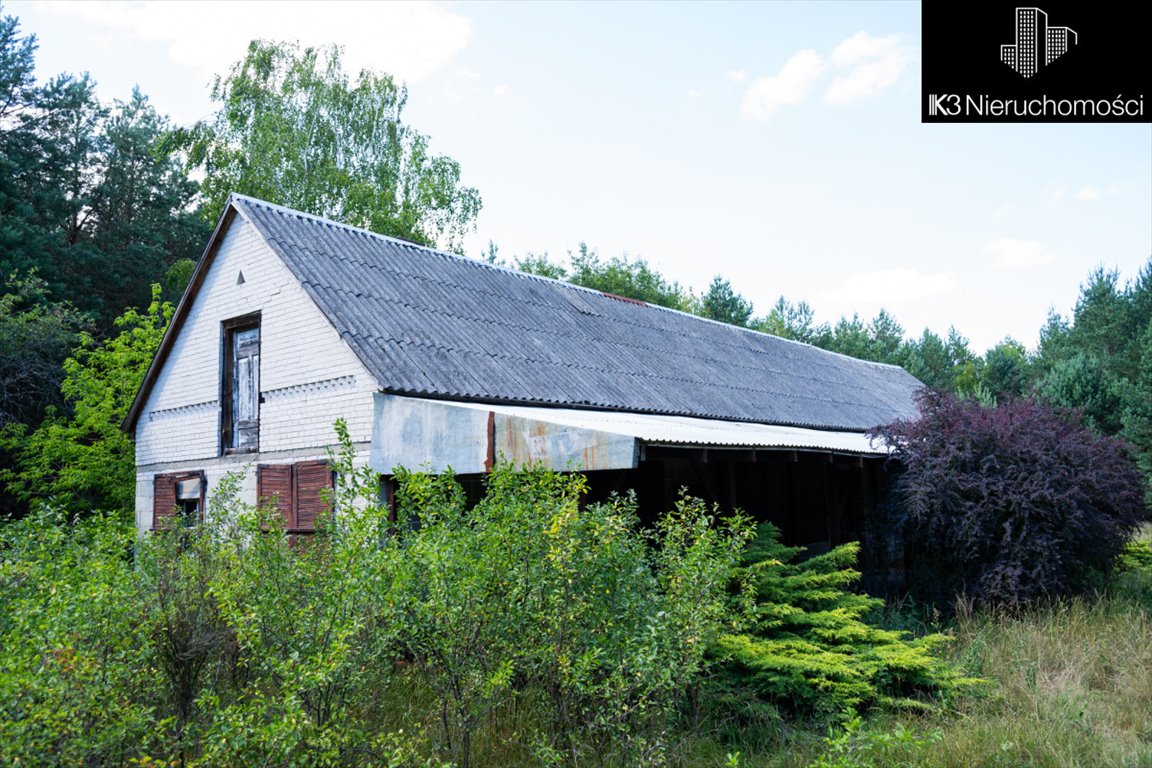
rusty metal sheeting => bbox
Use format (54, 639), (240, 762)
(475, 402), (888, 456)
(495, 413), (638, 472)
(371, 396), (888, 476)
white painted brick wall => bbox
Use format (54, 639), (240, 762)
(134, 215), (379, 530)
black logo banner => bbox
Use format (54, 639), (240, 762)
(922, 1), (1149, 123)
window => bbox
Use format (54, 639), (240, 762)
(257, 461), (334, 532)
(153, 471), (206, 529)
(221, 314), (261, 453)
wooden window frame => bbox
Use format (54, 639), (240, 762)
(152, 470), (206, 530)
(220, 312), (262, 456)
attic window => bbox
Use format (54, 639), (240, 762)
(221, 313), (261, 454)
(236, 270), (246, 285)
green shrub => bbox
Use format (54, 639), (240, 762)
(711, 523), (973, 717)
(809, 713), (941, 768)
(191, 424), (411, 766)
(1117, 537), (1152, 573)
(527, 490), (751, 765)
(0, 509), (164, 765)
(390, 468), (752, 768)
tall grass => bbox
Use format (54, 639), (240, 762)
(925, 593), (1152, 768)
(834, 528), (1152, 768)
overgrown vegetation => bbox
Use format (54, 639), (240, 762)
(0, 286), (172, 513)
(6, 496), (1150, 767)
(0, 423), (971, 767)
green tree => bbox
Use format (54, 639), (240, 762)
(0, 273), (90, 517)
(565, 243), (695, 310)
(0, 7), (205, 331)
(820, 314), (872, 360)
(84, 89), (207, 320)
(173, 39), (481, 252)
(865, 309), (906, 364)
(1038, 352), (1127, 435)
(981, 338), (1031, 400)
(0, 272), (88, 430)
(2, 286), (171, 514)
(1122, 324), (1152, 505)
(901, 327), (974, 392)
(513, 251), (569, 281)
(753, 296), (828, 344)
(0, 7), (101, 301)
(700, 275), (754, 327)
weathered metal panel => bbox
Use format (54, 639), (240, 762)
(370, 396), (887, 475)
(484, 403), (887, 455)
(370, 394), (489, 474)
(495, 413), (639, 471)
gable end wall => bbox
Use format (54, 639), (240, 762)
(134, 217), (378, 530)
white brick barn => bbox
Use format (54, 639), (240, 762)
(127, 195), (924, 548)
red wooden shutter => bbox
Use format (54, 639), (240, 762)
(257, 464), (294, 528)
(152, 473), (177, 529)
(294, 461), (333, 531)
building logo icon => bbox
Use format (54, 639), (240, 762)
(1000, 7), (1077, 78)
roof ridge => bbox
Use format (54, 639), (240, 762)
(228, 195), (909, 372)
(227, 192), (616, 295)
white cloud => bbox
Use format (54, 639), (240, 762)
(1075, 186), (1102, 200)
(739, 32), (911, 122)
(983, 239), (1053, 270)
(33, 0), (472, 85)
(1047, 183), (1070, 203)
(492, 84), (512, 98)
(822, 268), (955, 304)
(823, 32), (911, 106)
(830, 31), (902, 67)
(1047, 182), (1127, 204)
(740, 50), (823, 122)
(1073, 183), (1126, 200)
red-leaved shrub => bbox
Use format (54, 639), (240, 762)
(873, 390), (1149, 607)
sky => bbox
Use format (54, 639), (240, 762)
(9, 0), (1151, 353)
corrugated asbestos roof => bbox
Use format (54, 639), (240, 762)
(234, 195), (924, 432)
